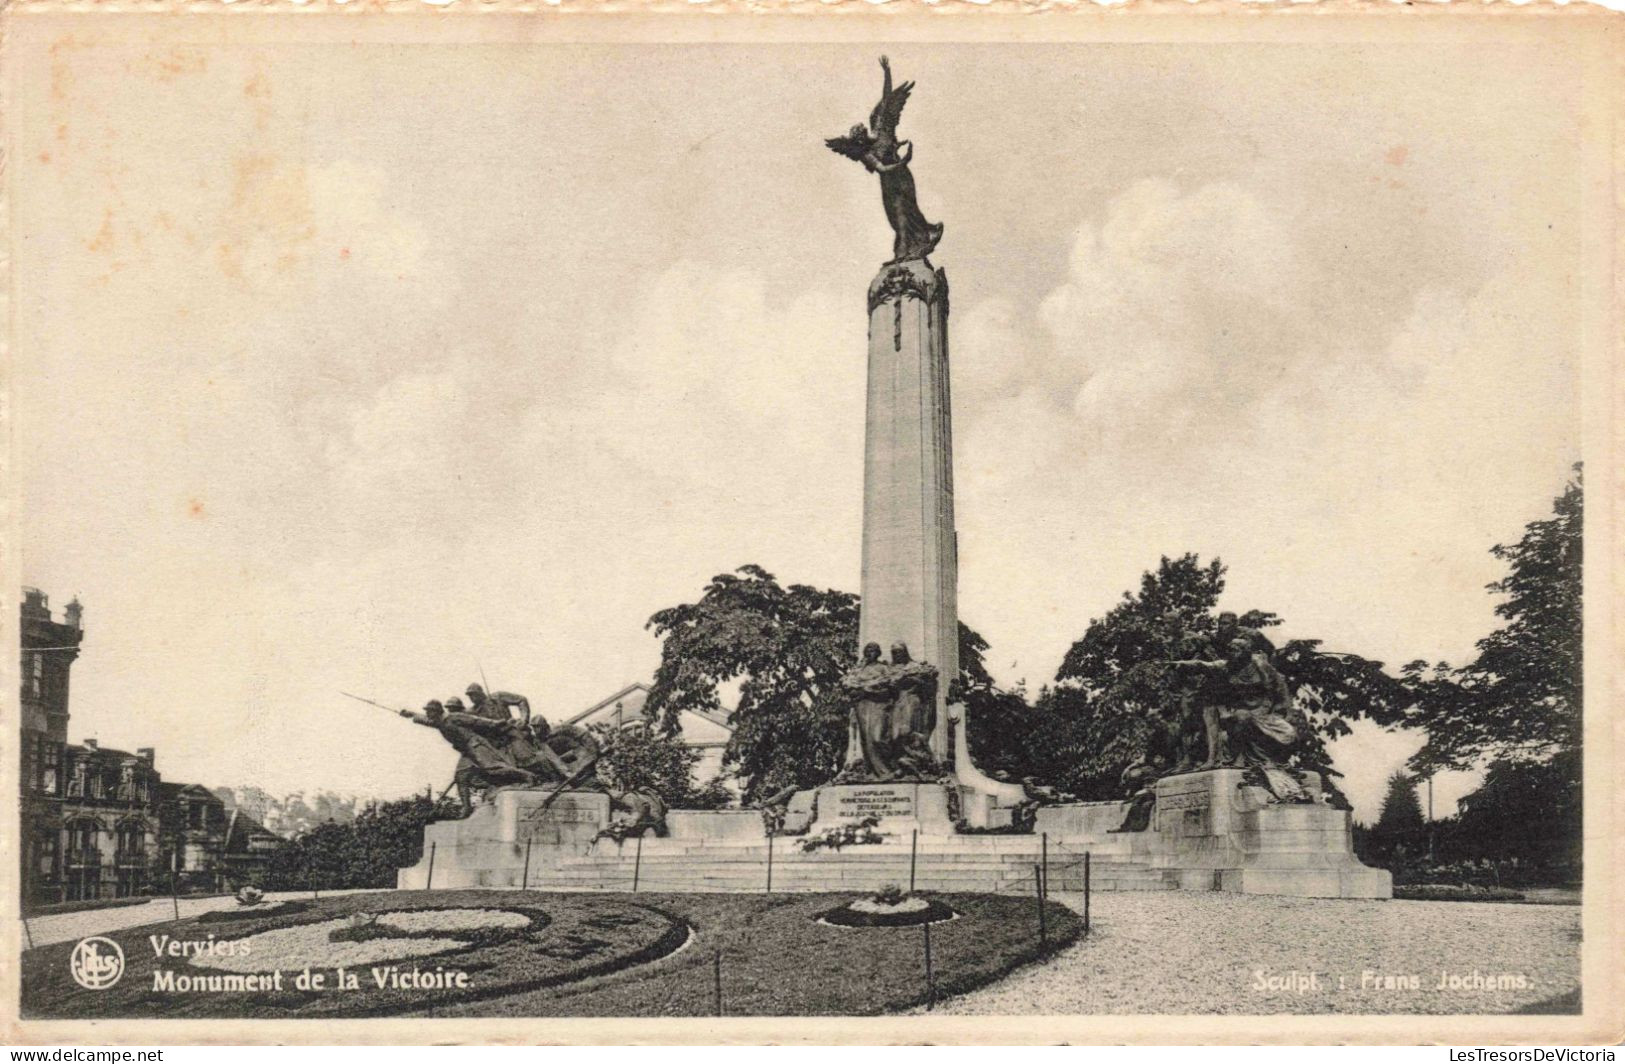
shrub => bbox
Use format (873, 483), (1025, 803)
(1394, 883), (1526, 903)
(871, 883), (907, 906)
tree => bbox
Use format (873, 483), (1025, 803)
(263, 793), (456, 891)
(1039, 554), (1410, 800)
(1449, 749), (1581, 882)
(644, 565), (997, 803)
(590, 720), (730, 810)
(1402, 465), (1583, 771)
(1369, 769), (1426, 860)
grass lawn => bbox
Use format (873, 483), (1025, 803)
(22, 890), (1079, 1018)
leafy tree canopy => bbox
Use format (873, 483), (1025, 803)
(263, 793), (455, 891)
(1036, 554), (1410, 800)
(1371, 769), (1426, 840)
(590, 719), (731, 810)
(1451, 750), (1581, 873)
(643, 565), (994, 803)
(1401, 466), (1583, 772)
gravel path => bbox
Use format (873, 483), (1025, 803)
(22, 890), (378, 948)
(924, 891), (1581, 1015)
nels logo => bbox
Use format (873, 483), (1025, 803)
(69, 936), (125, 990)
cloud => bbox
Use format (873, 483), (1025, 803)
(950, 179), (1576, 819)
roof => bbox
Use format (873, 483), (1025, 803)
(560, 683), (651, 728)
(69, 742), (143, 761)
(561, 682), (731, 733)
(158, 781), (221, 801)
(225, 808), (281, 852)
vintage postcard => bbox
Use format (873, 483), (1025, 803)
(2, 4), (1620, 1046)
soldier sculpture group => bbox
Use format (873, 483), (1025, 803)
(389, 683), (663, 836)
(378, 609), (1311, 839)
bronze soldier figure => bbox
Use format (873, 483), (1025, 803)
(399, 699), (536, 816)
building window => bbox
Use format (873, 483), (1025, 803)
(25, 652), (43, 697)
(116, 821), (146, 860)
(67, 820), (99, 861)
(35, 828), (59, 878)
(38, 738), (62, 796)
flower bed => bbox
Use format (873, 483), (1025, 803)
(21, 891), (687, 1019)
(819, 897), (958, 928)
(196, 901), (310, 924)
(798, 816), (884, 853)
(22, 890), (1080, 1018)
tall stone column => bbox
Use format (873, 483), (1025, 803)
(857, 260), (957, 763)
(856, 260), (1029, 823)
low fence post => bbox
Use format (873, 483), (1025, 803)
(522, 837), (533, 891)
(909, 829), (919, 893)
(23, 916), (35, 950)
(1083, 851), (1092, 937)
(765, 833), (774, 894)
(632, 832), (643, 894)
(1034, 863), (1047, 948)
(425, 841), (437, 891)
(170, 850), (182, 921)
(1041, 832), (1048, 895)
(923, 920), (936, 1010)
(713, 948), (724, 1017)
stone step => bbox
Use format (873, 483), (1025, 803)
(516, 875), (1174, 894)
(529, 864), (1170, 888)
(569, 850), (1137, 866)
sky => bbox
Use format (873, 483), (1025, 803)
(11, 29), (1585, 821)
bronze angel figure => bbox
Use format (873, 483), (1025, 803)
(826, 56), (945, 264)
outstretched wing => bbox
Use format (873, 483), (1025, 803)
(869, 79), (913, 137)
(825, 133), (870, 161)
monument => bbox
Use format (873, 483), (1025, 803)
(398, 58), (1388, 898)
(823, 57), (1028, 829)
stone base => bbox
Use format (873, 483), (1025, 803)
(803, 782), (956, 838)
(666, 809), (764, 842)
(397, 788), (611, 890)
(1033, 767), (1391, 900)
(393, 771), (1388, 900)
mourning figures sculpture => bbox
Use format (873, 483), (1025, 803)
(836, 641), (945, 784)
(826, 56), (945, 265)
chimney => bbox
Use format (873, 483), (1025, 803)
(21, 587), (49, 621)
(65, 598), (83, 630)
(137, 747), (155, 763)
(82, 738), (98, 751)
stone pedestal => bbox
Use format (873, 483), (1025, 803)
(805, 782), (956, 838)
(396, 788), (611, 890)
(1033, 768), (1392, 899)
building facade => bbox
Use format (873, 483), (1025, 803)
(223, 808), (284, 885)
(20, 588), (270, 908)
(158, 783), (230, 893)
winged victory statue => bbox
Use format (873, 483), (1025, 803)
(826, 56), (945, 264)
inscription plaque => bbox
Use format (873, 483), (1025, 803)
(832, 786), (919, 822)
